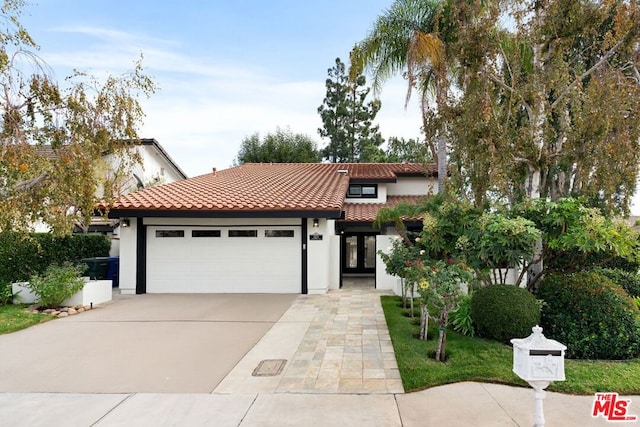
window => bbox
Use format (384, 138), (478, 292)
(229, 230), (258, 237)
(155, 230), (184, 238)
(347, 184), (377, 198)
(192, 230), (221, 238)
(265, 230), (295, 238)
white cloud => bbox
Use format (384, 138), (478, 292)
(36, 25), (424, 178)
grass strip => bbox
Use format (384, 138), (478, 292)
(381, 295), (640, 395)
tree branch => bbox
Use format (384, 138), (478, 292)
(0, 172), (48, 200)
(482, 70), (533, 119)
(550, 36), (628, 110)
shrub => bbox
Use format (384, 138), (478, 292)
(538, 272), (640, 360)
(546, 247), (640, 273)
(27, 263), (86, 309)
(0, 232), (110, 286)
(0, 282), (12, 305)
(471, 284), (541, 344)
(591, 268), (640, 298)
(450, 293), (474, 337)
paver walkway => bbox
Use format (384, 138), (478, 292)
(275, 289), (403, 394)
(215, 288), (403, 394)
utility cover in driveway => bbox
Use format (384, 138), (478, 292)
(252, 359), (287, 377)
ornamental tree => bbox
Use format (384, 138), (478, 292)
(413, 258), (473, 361)
(0, 0), (155, 234)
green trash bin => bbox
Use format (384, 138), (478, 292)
(81, 257), (110, 280)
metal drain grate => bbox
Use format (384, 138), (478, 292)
(252, 359), (287, 377)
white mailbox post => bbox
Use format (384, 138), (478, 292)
(511, 325), (566, 427)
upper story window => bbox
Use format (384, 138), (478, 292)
(347, 184), (377, 198)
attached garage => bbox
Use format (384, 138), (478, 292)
(146, 225), (302, 293)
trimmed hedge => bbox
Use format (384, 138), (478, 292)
(0, 232), (110, 286)
(538, 272), (640, 360)
(471, 284), (541, 344)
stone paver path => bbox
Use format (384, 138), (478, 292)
(275, 289), (403, 394)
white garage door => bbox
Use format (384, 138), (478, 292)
(146, 225), (302, 293)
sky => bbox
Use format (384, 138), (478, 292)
(20, 0), (422, 178)
(17, 1), (640, 215)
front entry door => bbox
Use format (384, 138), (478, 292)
(342, 233), (377, 274)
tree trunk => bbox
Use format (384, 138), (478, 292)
(409, 282), (415, 317)
(526, 5), (547, 288)
(401, 278), (407, 309)
(419, 304), (429, 340)
(435, 324), (447, 362)
(436, 134), (447, 194)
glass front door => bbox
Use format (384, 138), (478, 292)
(342, 233), (377, 274)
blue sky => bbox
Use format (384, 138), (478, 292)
(21, 0), (422, 177)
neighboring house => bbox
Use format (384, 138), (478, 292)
(108, 163), (437, 295)
(102, 138), (188, 196)
(73, 138), (188, 235)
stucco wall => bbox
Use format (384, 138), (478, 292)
(118, 217), (138, 294)
(307, 217), (333, 294)
(387, 176), (436, 196)
(376, 233), (402, 295)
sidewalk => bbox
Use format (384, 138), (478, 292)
(1, 289), (638, 426)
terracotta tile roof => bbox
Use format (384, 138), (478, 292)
(110, 163), (435, 215)
(342, 196), (426, 223)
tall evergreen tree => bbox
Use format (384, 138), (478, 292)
(317, 58), (383, 163)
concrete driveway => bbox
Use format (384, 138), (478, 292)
(0, 293), (297, 393)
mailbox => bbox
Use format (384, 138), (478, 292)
(511, 325), (566, 382)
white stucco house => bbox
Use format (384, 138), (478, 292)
(102, 138), (187, 196)
(90, 138), (187, 233)
(108, 162), (437, 295)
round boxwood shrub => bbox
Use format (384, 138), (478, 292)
(590, 268), (640, 298)
(538, 271), (640, 360)
(470, 284), (541, 344)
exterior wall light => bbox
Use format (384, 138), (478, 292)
(313, 218), (319, 228)
(121, 218), (130, 228)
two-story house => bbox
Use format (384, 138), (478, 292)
(108, 163), (437, 295)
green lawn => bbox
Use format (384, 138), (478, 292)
(0, 305), (55, 335)
(381, 295), (640, 395)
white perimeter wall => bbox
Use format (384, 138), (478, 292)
(376, 232), (403, 295)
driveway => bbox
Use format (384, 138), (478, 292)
(0, 293), (297, 393)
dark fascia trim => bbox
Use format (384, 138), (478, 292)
(395, 172), (434, 178)
(135, 217), (147, 294)
(108, 209), (344, 219)
(349, 178), (396, 184)
(336, 221), (378, 229)
(336, 220), (423, 229)
(301, 219), (308, 295)
(139, 138), (188, 180)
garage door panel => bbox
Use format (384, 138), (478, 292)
(146, 226), (301, 293)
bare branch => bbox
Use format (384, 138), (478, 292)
(482, 69), (533, 118)
(9, 172), (48, 193)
